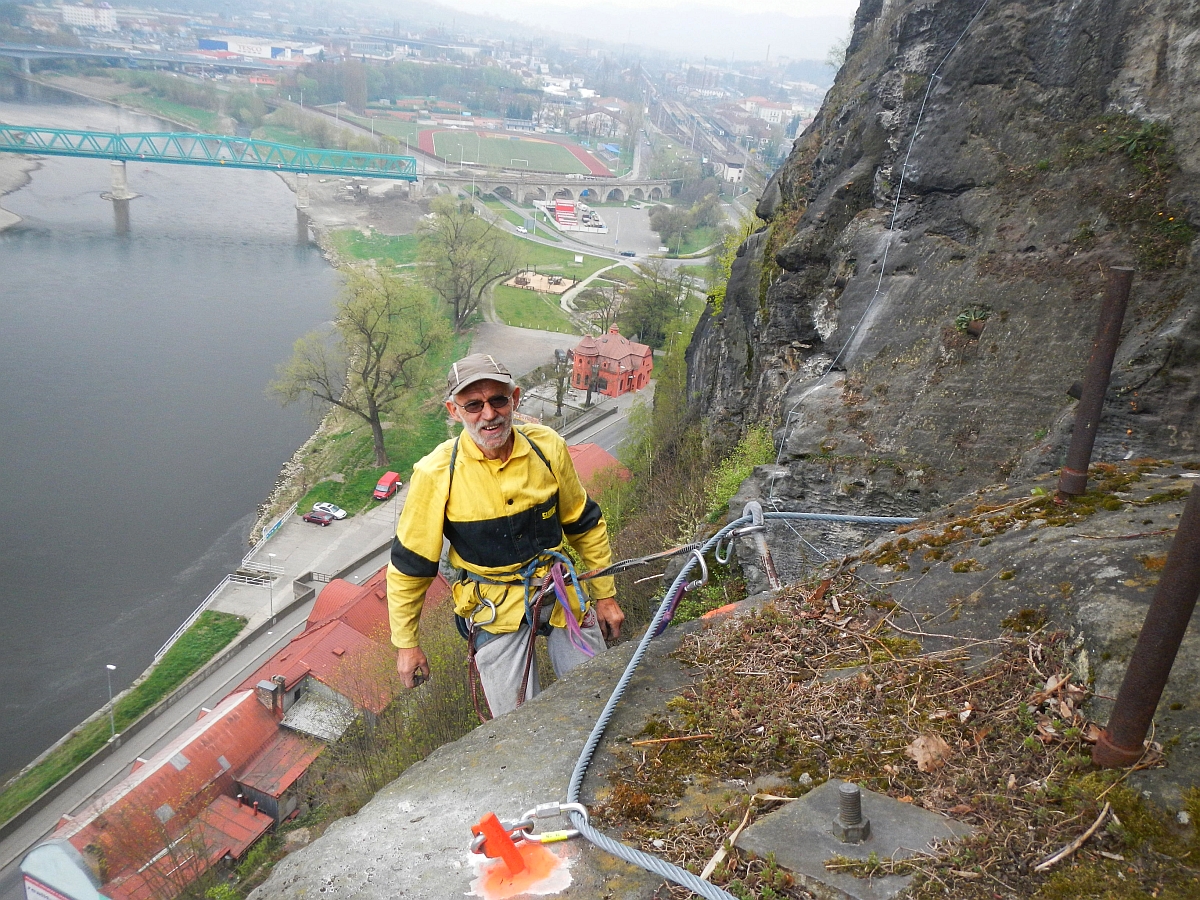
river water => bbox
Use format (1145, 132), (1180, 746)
(0, 80), (339, 778)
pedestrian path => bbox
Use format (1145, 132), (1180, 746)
(211, 488), (407, 629)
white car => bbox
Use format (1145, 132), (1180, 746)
(516, 226), (528, 234)
(312, 502), (348, 520)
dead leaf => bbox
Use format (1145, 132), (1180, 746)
(1031, 672), (1071, 705)
(971, 725), (993, 747)
(1082, 723), (1103, 744)
(905, 734), (953, 772)
(948, 803), (974, 816)
(1006, 773), (1017, 791)
(1036, 716), (1060, 744)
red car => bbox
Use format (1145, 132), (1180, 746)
(302, 510), (336, 527)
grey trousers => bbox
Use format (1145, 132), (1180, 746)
(473, 605), (607, 717)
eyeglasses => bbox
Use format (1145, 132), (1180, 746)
(457, 394), (512, 415)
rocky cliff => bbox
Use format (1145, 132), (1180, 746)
(689, 0), (1200, 547)
(246, 5), (1200, 898)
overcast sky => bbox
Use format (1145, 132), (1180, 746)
(421, 0), (860, 61)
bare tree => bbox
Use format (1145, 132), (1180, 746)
(271, 270), (451, 466)
(418, 195), (517, 330)
(575, 283), (623, 333)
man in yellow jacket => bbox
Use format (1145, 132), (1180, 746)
(387, 353), (624, 716)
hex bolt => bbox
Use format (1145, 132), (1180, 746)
(832, 782), (871, 843)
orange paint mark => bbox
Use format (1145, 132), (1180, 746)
(701, 602), (739, 620)
(475, 842), (565, 900)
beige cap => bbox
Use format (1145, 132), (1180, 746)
(446, 353), (515, 397)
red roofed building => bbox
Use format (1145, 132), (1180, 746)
(571, 327), (652, 398)
(47, 691), (279, 900)
(567, 443), (630, 493)
(23, 568), (452, 900)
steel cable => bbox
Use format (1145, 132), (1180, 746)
(564, 510), (917, 898)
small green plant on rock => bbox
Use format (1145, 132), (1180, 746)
(955, 305), (992, 332)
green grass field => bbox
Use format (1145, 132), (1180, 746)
(492, 284), (578, 333)
(510, 242), (620, 280)
(432, 132), (593, 175)
(329, 230), (421, 265)
(675, 225), (720, 255)
(343, 114), (423, 148)
(253, 123), (319, 148)
(480, 197), (561, 242)
(115, 94), (222, 132)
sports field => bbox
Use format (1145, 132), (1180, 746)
(421, 130), (611, 176)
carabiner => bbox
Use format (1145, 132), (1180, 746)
(683, 549), (709, 593)
(512, 802), (589, 844)
(470, 596), (498, 627)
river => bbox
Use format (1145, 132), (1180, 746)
(0, 78), (339, 779)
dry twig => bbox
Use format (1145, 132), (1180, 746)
(1033, 802), (1111, 872)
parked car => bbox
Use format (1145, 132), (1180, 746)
(302, 510), (336, 527)
(312, 502), (347, 520)
(619, 250), (636, 257)
(374, 471), (402, 500)
(516, 225), (528, 234)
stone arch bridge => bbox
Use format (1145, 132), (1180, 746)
(427, 173), (672, 204)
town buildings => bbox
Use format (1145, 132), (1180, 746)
(570, 327), (653, 399)
(22, 570), (449, 900)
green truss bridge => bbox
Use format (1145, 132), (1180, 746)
(0, 125), (418, 181)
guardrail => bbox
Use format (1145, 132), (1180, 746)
(152, 572), (269, 662)
(242, 561), (284, 577)
(242, 502), (298, 568)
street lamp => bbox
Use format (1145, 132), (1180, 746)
(268, 553), (276, 619)
(105, 664), (116, 740)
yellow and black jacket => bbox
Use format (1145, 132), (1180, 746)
(386, 424), (615, 649)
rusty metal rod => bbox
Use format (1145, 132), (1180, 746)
(1093, 485), (1200, 767)
(1057, 266), (1134, 497)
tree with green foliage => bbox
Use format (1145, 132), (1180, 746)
(706, 214), (764, 313)
(418, 195), (517, 330)
(271, 271), (451, 466)
(618, 261), (690, 348)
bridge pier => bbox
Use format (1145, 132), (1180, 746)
(112, 199), (130, 235)
(295, 172), (310, 209)
(20, 57), (31, 75)
(103, 160), (137, 202)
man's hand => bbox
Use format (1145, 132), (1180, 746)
(396, 647), (430, 688)
(594, 597), (624, 642)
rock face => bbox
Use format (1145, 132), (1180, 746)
(689, 0), (1200, 535)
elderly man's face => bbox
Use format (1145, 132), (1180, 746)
(446, 379), (521, 459)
